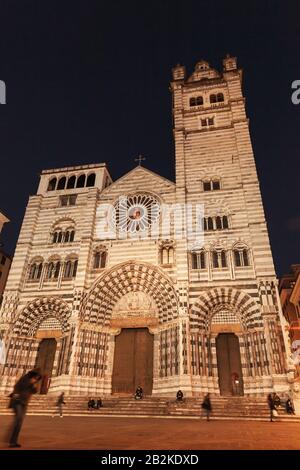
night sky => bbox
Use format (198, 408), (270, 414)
(0, 0), (299, 276)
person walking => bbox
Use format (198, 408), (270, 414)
(56, 392), (66, 417)
(8, 368), (42, 448)
(267, 393), (276, 422)
(201, 393), (212, 421)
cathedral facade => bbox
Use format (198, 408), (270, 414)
(0, 56), (291, 397)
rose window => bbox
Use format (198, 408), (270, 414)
(112, 194), (160, 233)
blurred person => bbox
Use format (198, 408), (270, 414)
(8, 368), (42, 447)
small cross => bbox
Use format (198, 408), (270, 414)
(134, 154), (146, 166)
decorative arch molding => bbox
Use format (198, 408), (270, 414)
(190, 287), (262, 331)
(51, 216), (77, 229)
(14, 297), (71, 336)
(80, 261), (179, 326)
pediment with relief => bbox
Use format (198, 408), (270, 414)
(112, 291), (158, 317)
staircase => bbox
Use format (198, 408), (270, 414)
(0, 395), (299, 421)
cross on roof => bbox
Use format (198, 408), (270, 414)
(134, 154), (146, 166)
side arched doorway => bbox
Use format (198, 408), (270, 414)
(112, 328), (154, 395)
(35, 338), (57, 394)
(216, 333), (244, 396)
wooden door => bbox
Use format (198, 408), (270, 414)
(112, 328), (153, 395)
(216, 333), (244, 396)
(35, 338), (57, 394)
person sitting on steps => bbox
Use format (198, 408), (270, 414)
(134, 386), (143, 400)
(87, 397), (95, 410)
(96, 398), (103, 409)
(176, 390), (184, 402)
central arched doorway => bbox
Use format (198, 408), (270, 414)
(35, 338), (57, 394)
(216, 333), (244, 396)
(112, 328), (154, 395)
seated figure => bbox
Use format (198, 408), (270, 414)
(87, 397), (95, 410)
(286, 398), (295, 415)
(96, 398), (103, 409)
(135, 386), (143, 400)
(176, 390), (184, 401)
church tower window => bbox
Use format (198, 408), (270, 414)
(234, 247), (250, 267)
(47, 178), (57, 191)
(191, 251), (206, 269)
(160, 243), (175, 265)
(212, 250), (227, 268)
(203, 179), (221, 191)
(93, 250), (107, 269)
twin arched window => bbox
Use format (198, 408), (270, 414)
(47, 173), (96, 191)
(210, 93), (224, 103)
(160, 245), (175, 265)
(64, 259), (78, 279)
(203, 179), (220, 191)
(46, 260), (61, 279)
(212, 250), (227, 268)
(233, 248), (250, 267)
(28, 262), (43, 280)
(190, 96), (203, 107)
(93, 250), (107, 269)
(191, 251), (206, 269)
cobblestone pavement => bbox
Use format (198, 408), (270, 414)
(1, 416), (300, 450)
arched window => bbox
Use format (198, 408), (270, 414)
(234, 250), (241, 267)
(212, 180), (220, 190)
(53, 231), (62, 243)
(221, 251), (227, 267)
(54, 262), (61, 278)
(46, 260), (61, 279)
(210, 94), (217, 103)
(67, 175), (76, 189)
(47, 178), (57, 191)
(86, 173), (96, 187)
(203, 179), (220, 191)
(242, 249), (249, 266)
(203, 218), (208, 231)
(234, 247), (250, 267)
(69, 230), (75, 242)
(212, 250), (227, 268)
(222, 216), (229, 229)
(160, 245), (174, 265)
(46, 262), (54, 279)
(190, 97), (196, 107)
(64, 261), (72, 278)
(93, 250), (107, 269)
(64, 231), (70, 243)
(191, 251), (206, 270)
(216, 216), (222, 230)
(29, 263), (42, 281)
(196, 96), (203, 106)
(207, 217), (214, 231)
(76, 174), (86, 188)
(29, 263), (37, 279)
(57, 176), (66, 190)
(217, 93), (224, 102)
(212, 251), (219, 268)
(64, 259), (78, 278)
(203, 181), (211, 191)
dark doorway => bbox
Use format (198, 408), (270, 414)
(112, 328), (153, 395)
(216, 333), (244, 396)
(35, 338), (57, 394)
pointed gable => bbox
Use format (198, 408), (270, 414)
(99, 166), (175, 202)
